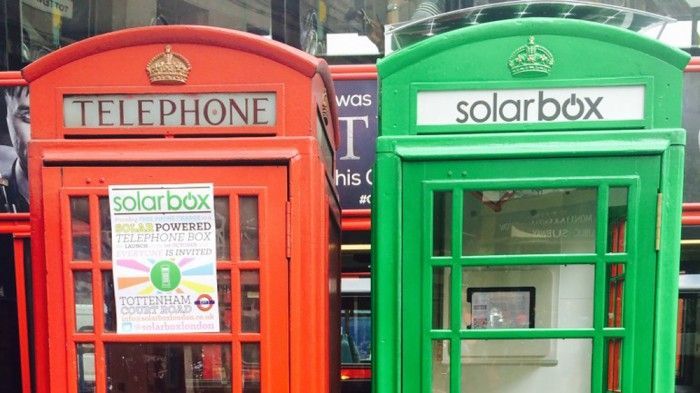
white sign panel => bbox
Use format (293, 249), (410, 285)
(110, 184), (219, 334)
(416, 85), (645, 126)
(64, 92), (276, 128)
(22, 0), (73, 18)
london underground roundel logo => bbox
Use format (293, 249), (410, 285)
(195, 294), (216, 311)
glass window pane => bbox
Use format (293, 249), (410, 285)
(105, 343), (231, 393)
(99, 197), (112, 261)
(432, 267), (451, 330)
(71, 197), (92, 261)
(241, 270), (260, 333)
(606, 339), (622, 392)
(460, 339), (592, 393)
(218, 271), (231, 333)
(607, 264), (625, 328)
(103, 271), (116, 332)
(432, 340), (450, 393)
(214, 197), (231, 260)
(341, 292), (371, 364)
(77, 343), (95, 393)
(242, 343), (261, 393)
(462, 265), (594, 329)
(433, 191), (452, 257)
(74, 271), (93, 333)
(300, 0), (384, 57)
(608, 188), (628, 253)
(240, 196), (259, 261)
(463, 188), (596, 255)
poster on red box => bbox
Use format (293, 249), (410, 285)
(109, 183), (219, 334)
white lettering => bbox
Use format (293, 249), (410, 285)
(339, 116), (369, 160)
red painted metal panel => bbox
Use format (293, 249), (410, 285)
(0, 71), (27, 86)
(24, 26), (339, 146)
(330, 64), (378, 80)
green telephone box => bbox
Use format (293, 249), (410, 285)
(373, 18), (689, 393)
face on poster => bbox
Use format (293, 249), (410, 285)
(0, 86), (31, 213)
(109, 183), (220, 334)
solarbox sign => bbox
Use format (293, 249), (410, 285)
(112, 188), (212, 213)
(109, 184), (219, 334)
(416, 85), (645, 127)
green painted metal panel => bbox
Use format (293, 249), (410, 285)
(373, 17), (688, 393)
(378, 18), (689, 136)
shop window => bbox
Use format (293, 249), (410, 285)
(19, 0), (272, 63)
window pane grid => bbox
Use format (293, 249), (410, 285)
(66, 189), (271, 393)
(426, 185), (634, 393)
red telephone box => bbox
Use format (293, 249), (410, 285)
(22, 26), (340, 393)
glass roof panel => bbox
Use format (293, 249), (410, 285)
(386, 0), (674, 53)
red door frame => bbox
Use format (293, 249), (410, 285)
(43, 162), (289, 393)
(30, 137), (338, 393)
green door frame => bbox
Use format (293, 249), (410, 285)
(404, 154), (659, 393)
(373, 130), (685, 393)
(372, 130), (685, 392)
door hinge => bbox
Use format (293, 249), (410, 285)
(656, 193), (662, 251)
(286, 201), (292, 258)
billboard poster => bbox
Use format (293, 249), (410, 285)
(334, 79), (377, 210)
(109, 183), (219, 334)
(0, 86), (30, 213)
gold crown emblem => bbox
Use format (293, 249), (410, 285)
(508, 36), (554, 77)
(146, 45), (191, 85)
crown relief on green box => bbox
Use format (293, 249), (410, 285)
(378, 18), (690, 136)
(508, 36), (554, 77)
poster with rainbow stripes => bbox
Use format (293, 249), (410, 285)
(109, 183), (219, 334)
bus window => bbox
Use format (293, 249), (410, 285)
(340, 276), (371, 392)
